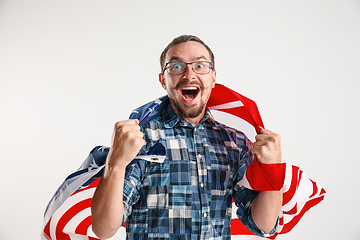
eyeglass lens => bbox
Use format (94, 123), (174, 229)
(167, 61), (211, 75)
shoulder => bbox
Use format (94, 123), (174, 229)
(140, 113), (166, 134)
(140, 101), (177, 138)
(206, 119), (253, 153)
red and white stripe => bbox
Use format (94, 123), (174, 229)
(42, 179), (100, 240)
(229, 164), (325, 239)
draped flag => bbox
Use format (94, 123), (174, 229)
(42, 83), (325, 240)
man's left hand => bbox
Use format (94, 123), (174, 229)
(251, 128), (281, 164)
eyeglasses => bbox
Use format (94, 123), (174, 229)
(163, 61), (213, 75)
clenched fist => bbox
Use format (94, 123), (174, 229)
(251, 128), (281, 164)
(106, 119), (145, 169)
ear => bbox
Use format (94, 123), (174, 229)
(159, 73), (166, 90)
(211, 70), (217, 88)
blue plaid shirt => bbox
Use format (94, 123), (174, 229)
(122, 103), (277, 239)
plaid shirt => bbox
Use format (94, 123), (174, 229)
(122, 103), (276, 239)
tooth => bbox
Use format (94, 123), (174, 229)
(183, 87), (197, 90)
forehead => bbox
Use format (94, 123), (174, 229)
(166, 41), (211, 62)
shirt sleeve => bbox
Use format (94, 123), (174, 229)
(121, 159), (147, 225)
(232, 135), (278, 237)
(233, 186), (278, 237)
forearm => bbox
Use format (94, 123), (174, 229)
(251, 190), (282, 233)
(91, 165), (126, 239)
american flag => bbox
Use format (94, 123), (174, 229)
(42, 83), (325, 240)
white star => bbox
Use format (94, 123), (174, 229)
(154, 98), (162, 105)
(90, 162), (98, 168)
(97, 146), (107, 152)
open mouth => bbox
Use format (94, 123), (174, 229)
(181, 86), (200, 102)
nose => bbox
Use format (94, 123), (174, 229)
(184, 63), (196, 79)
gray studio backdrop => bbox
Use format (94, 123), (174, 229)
(1, 0), (359, 239)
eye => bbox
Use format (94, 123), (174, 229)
(172, 63), (183, 70)
(195, 63), (204, 69)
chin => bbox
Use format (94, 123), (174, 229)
(171, 98), (205, 120)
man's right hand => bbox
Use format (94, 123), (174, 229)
(106, 119), (145, 169)
(92, 119), (144, 239)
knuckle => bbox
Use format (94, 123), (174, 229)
(269, 135), (277, 143)
(137, 138), (145, 145)
(271, 131), (280, 139)
(124, 130), (134, 139)
(133, 125), (141, 132)
(276, 134), (281, 141)
(114, 121), (122, 129)
(122, 125), (130, 132)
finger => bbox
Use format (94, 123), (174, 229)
(251, 146), (265, 159)
(251, 145), (281, 163)
(252, 143), (274, 160)
(119, 124), (141, 133)
(126, 129), (144, 139)
(115, 122), (141, 134)
(252, 140), (270, 147)
(114, 119), (140, 130)
(255, 129), (269, 141)
(255, 134), (267, 142)
(259, 128), (273, 135)
(255, 130), (280, 143)
(111, 120), (141, 146)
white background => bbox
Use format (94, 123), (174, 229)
(1, 0), (359, 239)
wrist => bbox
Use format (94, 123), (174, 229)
(103, 161), (127, 179)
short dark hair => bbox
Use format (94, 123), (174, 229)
(160, 35), (215, 72)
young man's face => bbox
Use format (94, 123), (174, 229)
(159, 41), (217, 125)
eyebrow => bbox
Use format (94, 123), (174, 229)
(168, 55), (208, 62)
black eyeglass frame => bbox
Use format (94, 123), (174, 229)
(163, 61), (213, 75)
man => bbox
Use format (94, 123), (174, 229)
(91, 35), (283, 239)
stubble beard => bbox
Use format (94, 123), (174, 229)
(169, 97), (206, 119)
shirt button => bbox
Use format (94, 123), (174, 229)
(203, 212), (207, 217)
(200, 183), (204, 188)
(197, 154), (202, 160)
